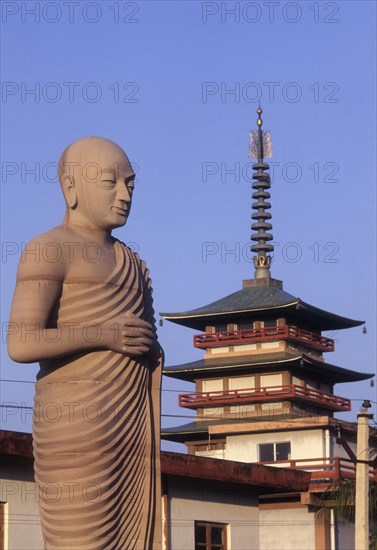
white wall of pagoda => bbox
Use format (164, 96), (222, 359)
(226, 429), (325, 463)
(193, 428), (327, 464)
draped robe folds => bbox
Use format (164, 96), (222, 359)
(32, 240), (162, 550)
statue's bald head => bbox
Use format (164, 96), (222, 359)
(58, 136), (133, 187)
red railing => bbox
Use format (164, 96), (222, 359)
(179, 384), (351, 412)
(258, 456), (377, 489)
(193, 325), (334, 352)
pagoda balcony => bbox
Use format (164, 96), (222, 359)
(179, 384), (351, 412)
(257, 456), (377, 491)
(193, 325), (334, 352)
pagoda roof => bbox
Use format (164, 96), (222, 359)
(163, 352), (373, 384)
(162, 420), (215, 442)
(161, 416), (377, 444)
(162, 414), (327, 443)
(160, 282), (363, 331)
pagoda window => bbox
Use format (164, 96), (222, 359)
(227, 323), (238, 332)
(253, 321), (264, 329)
(202, 379), (223, 392)
(201, 380), (224, 419)
(260, 374), (283, 388)
(306, 379), (319, 390)
(229, 376), (256, 414)
(229, 376), (255, 392)
(195, 521), (228, 550)
(292, 375), (304, 387)
(205, 326), (216, 334)
(258, 442), (291, 462)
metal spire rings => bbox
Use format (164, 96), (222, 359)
(249, 107), (273, 279)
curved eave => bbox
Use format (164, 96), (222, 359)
(162, 421), (209, 442)
(163, 354), (373, 384)
(296, 300), (363, 330)
(161, 299), (363, 332)
(161, 301), (297, 329)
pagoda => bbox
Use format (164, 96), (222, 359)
(161, 108), (374, 488)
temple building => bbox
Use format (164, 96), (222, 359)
(0, 430), (312, 550)
(161, 108), (375, 493)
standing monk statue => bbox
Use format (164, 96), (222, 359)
(8, 137), (163, 549)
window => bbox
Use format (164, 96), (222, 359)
(258, 442), (291, 462)
(195, 521), (227, 550)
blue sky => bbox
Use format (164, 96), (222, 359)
(1, 1), (376, 451)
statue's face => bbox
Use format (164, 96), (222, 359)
(75, 141), (135, 231)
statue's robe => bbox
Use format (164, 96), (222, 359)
(32, 241), (162, 550)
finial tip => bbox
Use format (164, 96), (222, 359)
(257, 105), (263, 126)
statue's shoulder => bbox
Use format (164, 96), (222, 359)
(22, 226), (69, 258)
(27, 225), (68, 245)
(17, 226), (68, 282)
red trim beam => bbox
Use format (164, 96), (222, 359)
(194, 325), (334, 352)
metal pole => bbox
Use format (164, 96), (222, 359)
(355, 401), (372, 550)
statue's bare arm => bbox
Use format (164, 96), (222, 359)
(8, 237), (155, 364)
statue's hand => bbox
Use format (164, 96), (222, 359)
(102, 312), (156, 356)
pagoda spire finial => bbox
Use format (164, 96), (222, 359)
(249, 106), (273, 279)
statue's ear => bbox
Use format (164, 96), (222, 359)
(61, 174), (78, 209)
